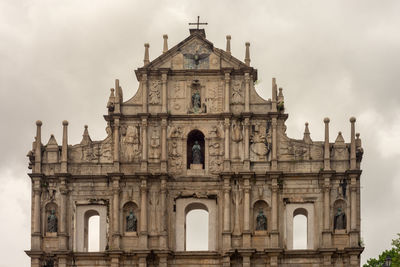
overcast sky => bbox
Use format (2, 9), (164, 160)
(1, 0), (399, 266)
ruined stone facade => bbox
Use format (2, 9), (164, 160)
(26, 29), (364, 266)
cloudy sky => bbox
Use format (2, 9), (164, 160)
(1, 0), (399, 266)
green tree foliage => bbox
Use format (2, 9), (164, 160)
(363, 233), (400, 267)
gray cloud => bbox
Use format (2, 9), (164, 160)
(1, 0), (399, 265)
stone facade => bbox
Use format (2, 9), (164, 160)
(25, 28), (364, 266)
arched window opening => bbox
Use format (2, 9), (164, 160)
(84, 210), (100, 252)
(185, 203), (209, 251)
(187, 130), (205, 169)
(293, 208), (308, 249)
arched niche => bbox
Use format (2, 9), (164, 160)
(175, 198), (217, 251)
(333, 199), (348, 232)
(186, 130), (205, 169)
(285, 203), (314, 250)
(74, 205), (108, 252)
(122, 201), (139, 234)
(253, 200), (270, 232)
(44, 202), (58, 235)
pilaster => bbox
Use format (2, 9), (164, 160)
(139, 176), (148, 248)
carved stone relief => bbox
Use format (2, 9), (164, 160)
(169, 81), (185, 113)
(168, 139), (183, 174)
(232, 80), (244, 104)
(250, 122), (270, 161)
(205, 81), (223, 113)
(121, 125), (141, 162)
(149, 80), (161, 104)
(182, 40), (211, 70)
(149, 127), (160, 160)
(208, 141), (223, 173)
(231, 120), (243, 160)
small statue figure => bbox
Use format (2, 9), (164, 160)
(126, 210), (137, 232)
(192, 141), (202, 164)
(47, 209), (58, 233)
(192, 91), (201, 113)
(334, 208), (346, 230)
(339, 179), (347, 198)
(256, 209), (267, 231)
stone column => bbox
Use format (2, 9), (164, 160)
(243, 254), (251, 267)
(243, 176), (251, 247)
(34, 120), (42, 173)
(223, 256), (231, 267)
(141, 116), (148, 171)
(244, 72), (250, 112)
(270, 176), (279, 247)
(112, 176), (121, 250)
(271, 117), (278, 170)
(138, 256), (147, 267)
(324, 118), (331, 170)
(161, 72), (168, 113)
(113, 119), (120, 171)
(224, 117), (231, 171)
(139, 177), (148, 248)
(32, 176), (42, 250)
(222, 175), (231, 250)
(110, 253), (121, 267)
(350, 117), (356, 170)
(350, 174), (358, 247)
(159, 254), (168, 267)
(159, 177), (168, 249)
(161, 118), (167, 172)
(224, 71), (230, 112)
(61, 120), (68, 173)
(243, 117), (250, 170)
(31, 257), (41, 267)
(59, 177), (68, 250)
(322, 174), (332, 247)
(142, 74), (148, 113)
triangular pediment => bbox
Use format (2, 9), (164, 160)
(139, 32), (248, 72)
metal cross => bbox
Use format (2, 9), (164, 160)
(189, 16), (208, 29)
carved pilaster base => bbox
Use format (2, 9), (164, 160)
(58, 233), (69, 250)
(270, 230), (279, 248)
(322, 230), (332, 248)
(160, 160), (167, 172)
(159, 232), (168, 249)
(243, 160), (250, 171)
(139, 232), (148, 249)
(31, 233), (41, 251)
(223, 160), (231, 171)
(349, 230), (359, 247)
(112, 233), (121, 250)
(140, 161), (148, 172)
(222, 231), (231, 251)
(242, 231), (251, 247)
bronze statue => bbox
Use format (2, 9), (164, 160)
(192, 141), (201, 164)
(47, 209), (58, 233)
(256, 209), (267, 230)
(126, 210), (137, 232)
(334, 208), (346, 230)
(192, 91), (201, 113)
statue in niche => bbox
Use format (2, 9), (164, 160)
(126, 210), (137, 232)
(47, 209), (58, 233)
(192, 90), (201, 113)
(149, 129), (160, 159)
(256, 209), (267, 231)
(192, 141), (202, 164)
(232, 80), (243, 104)
(334, 208), (346, 230)
(122, 125), (140, 162)
(149, 81), (160, 104)
(338, 179), (347, 198)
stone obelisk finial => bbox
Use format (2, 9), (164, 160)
(350, 117), (356, 169)
(303, 122), (312, 144)
(144, 43), (150, 65)
(323, 117), (331, 170)
(34, 120), (42, 173)
(271, 78), (277, 112)
(61, 120), (68, 173)
(226, 35), (231, 55)
(245, 42), (251, 66)
(163, 34), (168, 53)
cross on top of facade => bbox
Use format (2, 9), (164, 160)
(189, 16), (208, 30)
